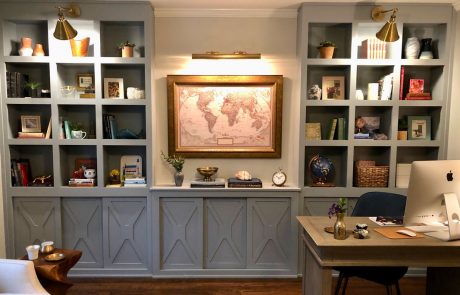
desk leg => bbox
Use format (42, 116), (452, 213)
(426, 267), (460, 295)
(303, 243), (332, 295)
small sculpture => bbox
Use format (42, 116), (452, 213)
(235, 170), (252, 181)
(308, 84), (322, 100)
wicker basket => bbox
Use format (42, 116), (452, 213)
(354, 161), (389, 187)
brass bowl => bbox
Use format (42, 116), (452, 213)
(197, 167), (218, 182)
(45, 253), (65, 262)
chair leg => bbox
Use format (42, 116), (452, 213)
(334, 272), (344, 295)
(385, 285), (392, 295)
(395, 282), (402, 295)
(341, 276), (349, 295)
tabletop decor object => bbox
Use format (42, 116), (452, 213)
(197, 166), (218, 182)
(328, 197), (347, 240)
(317, 41), (335, 59)
(161, 151), (185, 186)
(309, 154), (335, 186)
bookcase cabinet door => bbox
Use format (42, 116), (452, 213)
(13, 197), (61, 257)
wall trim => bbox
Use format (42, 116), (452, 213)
(454, 1), (460, 10)
(154, 8), (298, 18)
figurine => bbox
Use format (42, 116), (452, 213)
(308, 84), (322, 100)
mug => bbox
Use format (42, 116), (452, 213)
(127, 87), (137, 99)
(71, 130), (87, 139)
(40, 241), (55, 254)
(26, 245), (40, 260)
(84, 168), (96, 179)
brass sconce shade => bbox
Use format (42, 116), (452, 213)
(192, 51), (261, 59)
(372, 6), (399, 42)
(53, 5), (81, 40)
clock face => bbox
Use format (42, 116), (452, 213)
(272, 171), (286, 186)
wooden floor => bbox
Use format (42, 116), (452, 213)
(66, 276), (426, 295)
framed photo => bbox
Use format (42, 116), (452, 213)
(408, 116), (431, 140)
(167, 75), (283, 158)
(322, 76), (345, 100)
(21, 115), (41, 133)
(76, 73), (94, 90)
(104, 78), (124, 99)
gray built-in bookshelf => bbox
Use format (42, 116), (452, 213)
(298, 3), (454, 215)
(0, 2), (153, 274)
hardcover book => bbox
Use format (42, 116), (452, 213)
(191, 178), (226, 188)
(305, 123), (321, 140)
(227, 177), (262, 188)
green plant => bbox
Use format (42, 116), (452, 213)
(328, 197), (347, 218)
(161, 151), (184, 172)
(118, 41), (135, 49)
(398, 117), (408, 131)
(318, 41), (336, 48)
(69, 122), (83, 131)
(24, 81), (41, 89)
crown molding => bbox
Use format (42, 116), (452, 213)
(154, 8), (297, 18)
(453, 1), (460, 10)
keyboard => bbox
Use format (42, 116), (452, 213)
(405, 225), (448, 233)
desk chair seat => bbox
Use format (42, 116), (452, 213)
(334, 192), (408, 295)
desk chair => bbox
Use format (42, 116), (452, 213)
(334, 192), (408, 295)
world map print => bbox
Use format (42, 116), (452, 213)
(177, 86), (273, 149)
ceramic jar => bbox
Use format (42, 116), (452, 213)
(32, 43), (45, 56)
(419, 38), (433, 59)
(19, 37), (33, 56)
(404, 37), (420, 59)
(334, 213), (347, 240)
(121, 46), (134, 57)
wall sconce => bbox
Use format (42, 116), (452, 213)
(53, 4), (81, 40)
(192, 51), (261, 59)
(371, 6), (399, 42)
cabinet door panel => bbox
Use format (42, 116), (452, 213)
(205, 198), (246, 269)
(13, 197), (61, 257)
(247, 198), (291, 269)
(62, 198), (103, 268)
(160, 198), (203, 269)
(103, 198), (148, 269)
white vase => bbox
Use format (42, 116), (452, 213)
(405, 37), (420, 59)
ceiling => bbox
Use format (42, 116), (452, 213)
(148, 0), (460, 9)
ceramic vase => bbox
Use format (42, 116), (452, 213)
(404, 37), (420, 59)
(19, 37), (33, 56)
(32, 43), (45, 56)
(419, 38), (433, 59)
(70, 37), (90, 57)
(318, 46), (334, 59)
(121, 46), (134, 57)
(308, 85), (322, 100)
(334, 213), (347, 240)
(174, 170), (184, 187)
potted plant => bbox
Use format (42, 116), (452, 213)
(109, 169), (120, 184)
(317, 41), (336, 59)
(161, 151), (185, 186)
(24, 81), (41, 98)
(118, 41), (135, 57)
(328, 197), (347, 240)
(398, 118), (408, 140)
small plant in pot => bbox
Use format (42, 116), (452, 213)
(24, 81), (41, 98)
(118, 41), (135, 57)
(161, 151), (185, 186)
(317, 41), (336, 59)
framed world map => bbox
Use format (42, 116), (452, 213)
(166, 75), (283, 158)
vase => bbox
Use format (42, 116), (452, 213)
(318, 47), (334, 59)
(70, 37), (90, 57)
(419, 38), (433, 59)
(174, 171), (184, 187)
(404, 37), (420, 59)
(121, 46), (134, 57)
(32, 43), (45, 56)
(19, 37), (33, 56)
(334, 213), (347, 240)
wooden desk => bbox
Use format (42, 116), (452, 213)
(297, 216), (460, 295)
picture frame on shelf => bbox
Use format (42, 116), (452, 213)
(76, 73), (94, 90)
(167, 75), (283, 158)
(21, 115), (41, 133)
(322, 76), (345, 100)
(408, 116), (431, 140)
(104, 78), (124, 99)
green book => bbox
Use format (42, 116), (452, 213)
(63, 120), (71, 139)
(328, 118), (338, 140)
(337, 117), (346, 140)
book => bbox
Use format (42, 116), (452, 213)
(354, 133), (370, 139)
(399, 66), (405, 100)
(378, 73), (393, 100)
(64, 120), (71, 139)
(191, 178), (226, 188)
(405, 92), (432, 100)
(337, 118), (346, 140)
(361, 38), (386, 59)
(69, 182), (95, 187)
(305, 123), (321, 140)
(369, 216), (404, 226)
(227, 177), (262, 188)
(124, 183), (147, 187)
(17, 132), (45, 138)
(45, 118), (51, 139)
(409, 79), (424, 94)
(328, 118), (338, 140)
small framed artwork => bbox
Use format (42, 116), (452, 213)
(408, 116), (431, 140)
(322, 76), (345, 100)
(409, 79), (424, 94)
(104, 78), (124, 99)
(76, 73), (94, 90)
(305, 123), (321, 140)
(21, 115), (41, 133)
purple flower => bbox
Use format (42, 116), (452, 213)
(328, 197), (347, 218)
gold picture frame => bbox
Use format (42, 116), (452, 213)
(167, 75), (283, 158)
(76, 73), (94, 90)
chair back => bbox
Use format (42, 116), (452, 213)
(352, 192), (406, 217)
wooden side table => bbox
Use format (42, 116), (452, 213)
(22, 248), (82, 294)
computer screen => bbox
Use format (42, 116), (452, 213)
(404, 160), (460, 226)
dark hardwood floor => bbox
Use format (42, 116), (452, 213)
(67, 276), (426, 295)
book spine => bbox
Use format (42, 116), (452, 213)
(17, 162), (29, 186)
(328, 118), (338, 140)
(405, 96), (432, 100)
(337, 117), (345, 140)
(64, 120), (71, 139)
(109, 115), (117, 139)
(228, 184), (262, 188)
(399, 66), (405, 100)
(45, 118), (51, 139)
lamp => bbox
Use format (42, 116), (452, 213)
(192, 51), (261, 59)
(53, 4), (81, 40)
(371, 6), (399, 42)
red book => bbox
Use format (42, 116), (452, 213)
(405, 95), (432, 100)
(399, 66), (405, 100)
(17, 162), (29, 186)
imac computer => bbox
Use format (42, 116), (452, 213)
(404, 160), (460, 241)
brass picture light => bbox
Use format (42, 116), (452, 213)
(192, 51), (261, 59)
(53, 4), (81, 40)
(371, 6), (399, 42)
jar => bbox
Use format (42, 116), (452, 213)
(19, 37), (33, 56)
(33, 43), (45, 56)
(404, 37), (420, 59)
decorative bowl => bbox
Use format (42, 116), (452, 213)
(45, 253), (65, 262)
(197, 166), (218, 182)
(61, 86), (75, 98)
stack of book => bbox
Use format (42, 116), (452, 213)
(17, 132), (45, 138)
(227, 178), (262, 188)
(69, 178), (95, 187)
(6, 72), (29, 98)
(405, 92), (432, 100)
(361, 38), (387, 59)
(11, 159), (32, 186)
(103, 114), (118, 139)
(328, 117), (346, 140)
(124, 177), (146, 187)
(190, 178), (226, 188)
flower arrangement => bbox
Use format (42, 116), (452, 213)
(161, 151), (185, 172)
(328, 197), (347, 218)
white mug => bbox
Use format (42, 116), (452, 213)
(71, 130), (87, 139)
(84, 168), (96, 179)
(26, 245), (40, 260)
(127, 87), (137, 99)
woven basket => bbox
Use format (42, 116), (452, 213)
(354, 161), (389, 187)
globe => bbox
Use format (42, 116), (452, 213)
(308, 154), (335, 186)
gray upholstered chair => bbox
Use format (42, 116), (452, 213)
(0, 259), (49, 294)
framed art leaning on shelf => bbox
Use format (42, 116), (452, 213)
(322, 76), (345, 100)
(408, 116), (431, 140)
(104, 78), (124, 99)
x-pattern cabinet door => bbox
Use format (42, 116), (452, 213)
(13, 197), (61, 257)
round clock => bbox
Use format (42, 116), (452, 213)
(272, 169), (287, 187)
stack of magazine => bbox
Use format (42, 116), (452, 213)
(124, 177), (146, 187)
